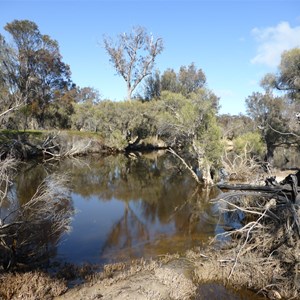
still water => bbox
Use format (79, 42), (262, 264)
(11, 152), (265, 299)
(14, 152), (220, 266)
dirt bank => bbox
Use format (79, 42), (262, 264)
(55, 257), (196, 300)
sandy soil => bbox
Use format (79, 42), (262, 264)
(55, 258), (196, 300)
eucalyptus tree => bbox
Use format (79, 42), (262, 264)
(245, 91), (299, 163)
(143, 69), (161, 100)
(103, 26), (164, 101)
(261, 48), (300, 103)
(1, 20), (72, 129)
(160, 63), (206, 97)
(0, 34), (25, 120)
(248, 48), (300, 163)
(178, 62), (206, 95)
(160, 68), (178, 93)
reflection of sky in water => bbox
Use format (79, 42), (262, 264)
(55, 188), (217, 265)
(56, 194), (125, 264)
(10, 155), (271, 300)
(13, 155), (222, 266)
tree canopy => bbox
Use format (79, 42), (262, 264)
(261, 48), (300, 103)
(1, 19), (72, 129)
(103, 26), (164, 101)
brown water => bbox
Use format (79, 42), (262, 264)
(10, 152), (264, 299)
(13, 152), (220, 265)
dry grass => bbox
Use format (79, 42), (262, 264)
(189, 190), (300, 299)
(0, 271), (67, 300)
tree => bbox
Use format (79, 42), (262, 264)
(76, 86), (101, 104)
(161, 68), (178, 93)
(261, 48), (300, 103)
(178, 62), (206, 95)
(103, 26), (163, 101)
(142, 69), (161, 100)
(0, 34), (27, 121)
(218, 114), (255, 140)
(1, 20), (72, 129)
(245, 91), (298, 163)
(160, 63), (206, 97)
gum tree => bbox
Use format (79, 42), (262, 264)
(1, 20), (71, 129)
(261, 47), (300, 103)
(103, 26), (163, 101)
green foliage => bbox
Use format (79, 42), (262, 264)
(161, 69), (178, 93)
(142, 70), (161, 101)
(233, 132), (266, 158)
(260, 47), (300, 103)
(245, 91), (299, 162)
(143, 63), (207, 100)
(106, 129), (128, 150)
(218, 114), (255, 140)
(69, 86), (223, 159)
(178, 63), (206, 95)
(1, 19), (72, 129)
(195, 111), (223, 166)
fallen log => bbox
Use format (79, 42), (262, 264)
(217, 183), (299, 194)
(217, 170), (300, 202)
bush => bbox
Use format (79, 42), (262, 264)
(233, 132), (265, 158)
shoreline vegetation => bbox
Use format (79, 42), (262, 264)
(0, 133), (299, 299)
(0, 130), (169, 160)
(0, 18), (299, 300)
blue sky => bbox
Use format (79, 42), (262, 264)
(1, 0), (300, 115)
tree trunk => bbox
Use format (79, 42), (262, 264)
(265, 143), (275, 165)
(127, 85), (132, 102)
(199, 159), (214, 186)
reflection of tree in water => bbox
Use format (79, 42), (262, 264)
(141, 185), (220, 236)
(100, 203), (150, 261)
(56, 154), (220, 247)
(53, 153), (191, 205)
(12, 153), (221, 263)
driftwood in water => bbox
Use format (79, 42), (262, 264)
(217, 183), (299, 193)
(217, 170), (300, 202)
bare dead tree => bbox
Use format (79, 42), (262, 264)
(103, 26), (164, 101)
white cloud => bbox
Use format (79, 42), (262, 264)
(215, 89), (235, 98)
(251, 21), (300, 67)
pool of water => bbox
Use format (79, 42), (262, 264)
(12, 153), (220, 266)
(7, 152), (269, 299)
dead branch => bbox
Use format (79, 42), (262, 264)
(167, 148), (200, 184)
(211, 179), (300, 289)
(268, 123), (300, 139)
(0, 173), (74, 270)
(0, 157), (16, 208)
(221, 145), (262, 182)
(0, 93), (27, 119)
(42, 133), (93, 160)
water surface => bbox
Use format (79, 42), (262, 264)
(11, 152), (268, 300)
(14, 153), (220, 265)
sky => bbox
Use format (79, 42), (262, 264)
(1, 0), (300, 115)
